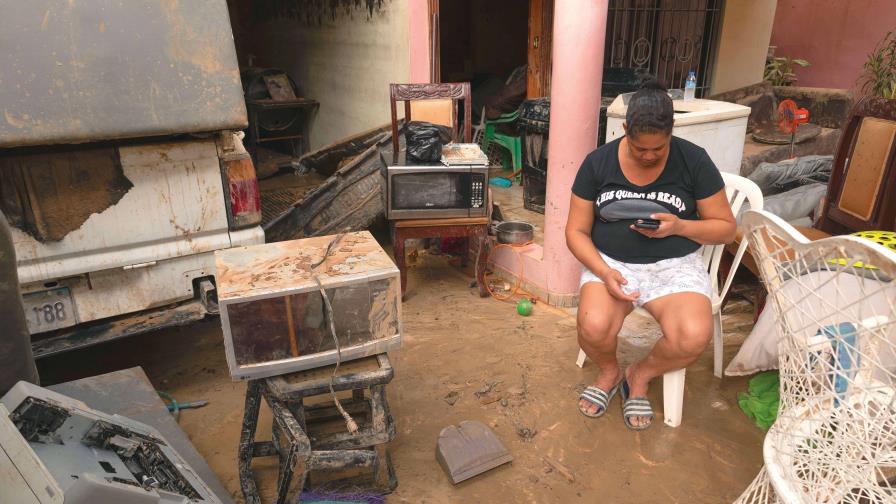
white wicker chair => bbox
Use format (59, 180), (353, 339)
(735, 210), (896, 503)
(576, 172), (764, 427)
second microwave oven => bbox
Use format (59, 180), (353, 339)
(386, 164), (489, 219)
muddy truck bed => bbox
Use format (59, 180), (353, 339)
(260, 124), (403, 242)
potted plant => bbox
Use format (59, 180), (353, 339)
(764, 56), (810, 87)
(858, 31), (896, 99)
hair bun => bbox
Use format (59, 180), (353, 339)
(639, 79), (668, 92)
(625, 79), (674, 137)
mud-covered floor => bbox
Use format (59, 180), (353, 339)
(37, 248), (766, 503)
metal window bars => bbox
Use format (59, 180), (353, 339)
(604, 0), (723, 97)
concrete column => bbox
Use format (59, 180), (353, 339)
(408, 0), (431, 83)
(709, 0), (777, 95)
(542, 0), (609, 296)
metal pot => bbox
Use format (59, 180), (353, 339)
(496, 221), (534, 245)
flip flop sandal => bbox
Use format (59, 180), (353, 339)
(620, 379), (654, 431)
(577, 381), (621, 418)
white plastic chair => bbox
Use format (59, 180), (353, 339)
(734, 210), (896, 503)
(576, 172), (764, 427)
(472, 105), (487, 146)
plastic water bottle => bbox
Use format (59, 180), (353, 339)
(684, 71), (697, 101)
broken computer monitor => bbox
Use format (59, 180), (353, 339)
(0, 382), (221, 504)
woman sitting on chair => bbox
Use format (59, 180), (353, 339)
(566, 81), (736, 430)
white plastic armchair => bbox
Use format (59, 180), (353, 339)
(576, 172), (764, 427)
(734, 210), (896, 504)
(472, 106), (487, 146)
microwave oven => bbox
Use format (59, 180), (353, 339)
(386, 164), (489, 219)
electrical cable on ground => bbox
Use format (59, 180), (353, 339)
(482, 240), (535, 303)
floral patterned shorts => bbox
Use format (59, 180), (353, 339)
(579, 251), (712, 308)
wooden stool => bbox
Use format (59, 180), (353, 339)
(391, 217), (489, 298)
(238, 354), (396, 504)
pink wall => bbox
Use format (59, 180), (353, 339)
(408, 0), (430, 83)
(770, 0), (896, 90)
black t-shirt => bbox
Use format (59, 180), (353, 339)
(571, 136), (724, 264)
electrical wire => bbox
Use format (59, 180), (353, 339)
(314, 276), (359, 435)
(310, 232), (358, 435)
(482, 240), (534, 302)
(311, 233), (346, 269)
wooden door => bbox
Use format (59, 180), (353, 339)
(430, 0), (440, 82)
(527, 0), (554, 99)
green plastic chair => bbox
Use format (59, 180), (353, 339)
(479, 108), (522, 172)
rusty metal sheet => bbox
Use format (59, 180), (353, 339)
(0, 146), (132, 241)
(11, 139), (233, 284)
(31, 299), (207, 358)
(263, 132), (393, 242)
(0, 0), (247, 148)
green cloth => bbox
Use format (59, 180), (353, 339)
(738, 371), (780, 430)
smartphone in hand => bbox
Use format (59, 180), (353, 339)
(633, 219), (660, 230)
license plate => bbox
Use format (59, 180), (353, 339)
(23, 288), (77, 334)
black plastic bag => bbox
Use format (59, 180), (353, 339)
(405, 121), (452, 164)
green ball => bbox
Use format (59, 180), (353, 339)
(516, 298), (533, 316)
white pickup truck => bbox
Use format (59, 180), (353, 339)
(0, 1), (264, 356)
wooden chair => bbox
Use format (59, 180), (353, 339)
(389, 82), (472, 160)
(387, 83), (487, 298)
(814, 96), (896, 235)
(728, 96), (896, 293)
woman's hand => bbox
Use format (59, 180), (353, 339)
(599, 268), (640, 302)
(630, 191), (737, 245)
(630, 213), (682, 239)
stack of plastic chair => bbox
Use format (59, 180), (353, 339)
(482, 109), (522, 172)
(735, 209), (896, 503)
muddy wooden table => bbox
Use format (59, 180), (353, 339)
(238, 353), (396, 504)
(391, 216), (489, 298)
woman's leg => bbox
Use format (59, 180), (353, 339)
(625, 292), (712, 427)
(577, 282), (634, 415)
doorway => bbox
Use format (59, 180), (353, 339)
(437, 0), (543, 127)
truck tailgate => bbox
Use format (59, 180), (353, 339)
(0, 0), (246, 148)
(10, 139), (232, 284)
